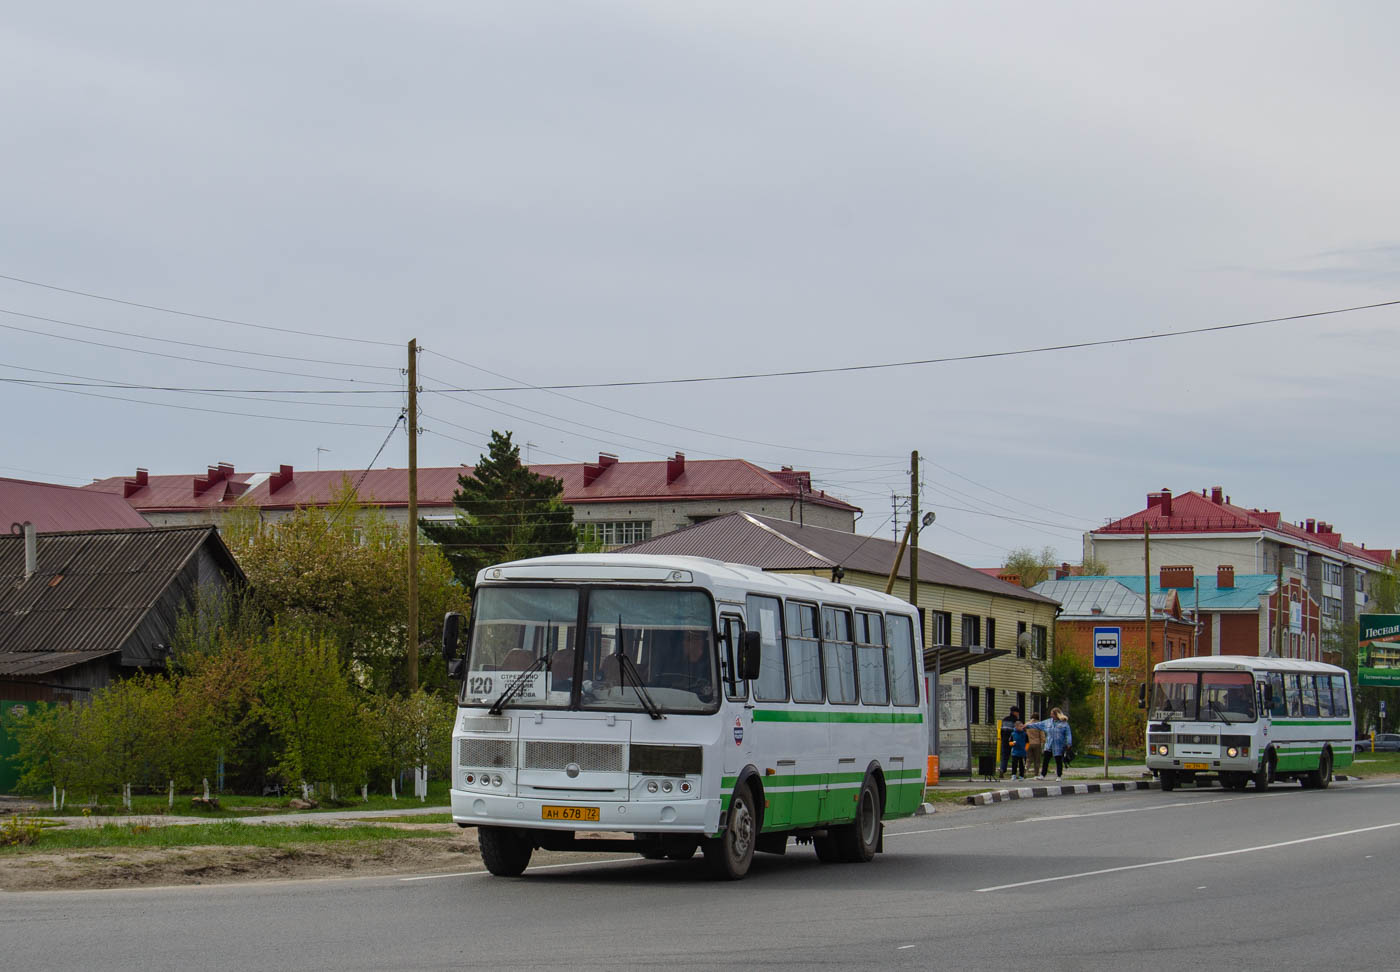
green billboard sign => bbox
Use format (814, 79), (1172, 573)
(1359, 614), (1400, 688)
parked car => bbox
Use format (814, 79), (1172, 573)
(1355, 733), (1400, 753)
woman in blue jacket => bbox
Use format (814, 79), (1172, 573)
(1032, 707), (1073, 781)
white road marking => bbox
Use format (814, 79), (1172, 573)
(897, 944), (917, 950)
(886, 824), (983, 837)
(400, 856), (641, 881)
(976, 820), (1400, 892)
(1028, 795), (1247, 822)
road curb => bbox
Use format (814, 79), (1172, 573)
(914, 802), (937, 815)
(966, 780), (1158, 805)
(965, 773), (1361, 805)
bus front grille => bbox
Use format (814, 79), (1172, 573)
(523, 741), (626, 773)
(1175, 734), (1219, 746)
(458, 738), (516, 768)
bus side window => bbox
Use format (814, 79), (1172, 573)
(746, 594), (788, 702)
(1284, 674), (1303, 717)
(856, 611), (889, 705)
(721, 615), (747, 702)
(886, 614), (918, 706)
(786, 601), (824, 703)
(1330, 675), (1350, 718)
(1314, 675), (1333, 718)
(1267, 672), (1287, 718)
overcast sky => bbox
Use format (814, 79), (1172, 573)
(3, 1), (1397, 567)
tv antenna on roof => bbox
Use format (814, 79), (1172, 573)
(316, 446), (331, 471)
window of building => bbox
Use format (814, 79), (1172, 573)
(968, 685), (980, 724)
(581, 520), (652, 546)
(931, 611), (952, 646)
(1016, 621), (1027, 658)
(985, 687), (995, 725)
(985, 617), (996, 651)
(1322, 562), (1342, 586)
(961, 615), (981, 648)
(1016, 691), (1026, 718)
(1322, 597), (1342, 622)
(1032, 625), (1048, 660)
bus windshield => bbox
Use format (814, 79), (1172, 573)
(1200, 671), (1256, 723)
(1150, 671), (1198, 720)
(580, 588), (718, 714)
(463, 587), (578, 709)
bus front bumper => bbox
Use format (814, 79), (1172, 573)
(1146, 754), (1258, 774)
(451, 789), (721, 834)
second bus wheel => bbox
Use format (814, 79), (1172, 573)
(479, 826), (534, 877)
(703, 786), (756, 880)
(834, 776), (882, 863)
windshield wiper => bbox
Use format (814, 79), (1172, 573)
(616, 651), (664, 720)
(1207, 698), (1232, 725)
(489, 654), (550, 715)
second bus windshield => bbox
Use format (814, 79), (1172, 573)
(1151, 670), (1256, 722)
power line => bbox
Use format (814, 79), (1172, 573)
(0, 271), (400, 347)
(0, 365), (396, 410)
(428, 298), (1400, 392)
(0, 306), (399, 372)
(0, 319), (402, 386)
(0, 376), (397, 394)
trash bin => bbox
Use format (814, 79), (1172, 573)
(926, 755), (939, 786)
(977, 754), (995, 778)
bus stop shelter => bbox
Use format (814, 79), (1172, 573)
(923, 644), (1010, 776)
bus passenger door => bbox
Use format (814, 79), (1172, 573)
(720, 614), (755, 804)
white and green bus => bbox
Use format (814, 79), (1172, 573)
(1145, 657), (1354, 792)
(441, 554), (928, 879)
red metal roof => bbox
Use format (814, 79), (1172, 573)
(85, 457), (860, 514)
(0, 477), (150, 532)
(1095, 488), (1393, 566)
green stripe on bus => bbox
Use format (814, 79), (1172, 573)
(752, 710), (924, 724)
(722, 767), (922, 791)
(1270, 719), (1352, 726)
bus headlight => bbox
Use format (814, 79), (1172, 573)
(1226, 746), (1239, 758)
(1156, 744), (1169, 756)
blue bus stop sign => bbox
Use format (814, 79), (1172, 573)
(1093, 627), (1122, 669)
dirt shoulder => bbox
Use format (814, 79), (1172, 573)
(0, 825), (483, 893)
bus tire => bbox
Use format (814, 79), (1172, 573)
(1253, 751), (1276, 791)
(479, 826), (533, 877)
(813, 835), (842, 863)
(1159, 770), (1176, 792)
(835, 776), (882, 863)
(704, 785), (756, 880)
(1304, 749), (1332, 790)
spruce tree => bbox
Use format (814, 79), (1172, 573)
(422, 430), (577, 585)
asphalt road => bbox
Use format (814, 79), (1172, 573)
(6, 780), (1398, 971)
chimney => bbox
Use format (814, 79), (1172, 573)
(1305, 518), (1315, 533)
(1057, 562), (1072, 580)
(1217, 565), (1235, 589)
(193, 462), (233, 495)
(1210, 486), (1224, 505)
(582, 453), (618, 488)
(123, 467), (149, 499)
(666, 452), (686, 484)
(19, 521), (37, 581)
(1160, 488), (1172, 518)
(269, 464), (294, 493)
(1160, 565), (1194, 589)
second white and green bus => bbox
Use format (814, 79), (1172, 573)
(441, 553), (929, 879)
(1146, 657), (1355, 792)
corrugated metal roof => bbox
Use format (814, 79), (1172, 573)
(1031, 578), (1149, 619)
(0, 527), (244, 665)
(1066, 574), (1277, 612)
(0, 477), (150, 532)
(621, 512), (1059, 606)
(85, 458), (861, 514)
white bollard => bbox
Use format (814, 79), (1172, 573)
(391, 778), (397, 801)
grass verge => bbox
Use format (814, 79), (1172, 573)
(28, 781), (452, 818)
(1342, 750), (1400, 778)
(0, 819), (448, 853)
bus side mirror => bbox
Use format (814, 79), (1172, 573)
(442, 612), (464, 678)
(1137, 683), (1147, 709)
(739, 631), (763, 680)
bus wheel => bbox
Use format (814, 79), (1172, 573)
(813, 835), (842, 863)
(1304, 750), (1332, 790)
(665, 841), (698, 860)
(704, 786), (756, 880)
(835, 777), (882, 863)
(1159, 770), (1176, 792)
(1253, 752), (1275, 791)
(479, 826), (533, 877)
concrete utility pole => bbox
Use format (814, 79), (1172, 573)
(407, 339), (420, 693)
(1143, 524), (1152, 682)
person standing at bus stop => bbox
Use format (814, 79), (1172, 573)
(1033, 708), (1072, 781)
(1025, 712), (1046, 778)
(998, 705), (1021, 778)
